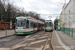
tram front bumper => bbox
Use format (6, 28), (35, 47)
(45, 29), (53, 31)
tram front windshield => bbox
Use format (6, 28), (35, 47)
(16, 19), (25, 27)
(46, 22), (52, 27)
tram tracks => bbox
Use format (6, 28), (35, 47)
(20, 34), (45, 50)
(10, 31), (45, 50)
(12, 31), (52, 50)
(20, 32), (46, 50)
(42, 33), (51, 50)
(0, 31), (44, 47)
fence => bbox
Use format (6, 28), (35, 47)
(61, 27), (74, 38)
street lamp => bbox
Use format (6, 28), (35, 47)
(69, 10), (70, 28)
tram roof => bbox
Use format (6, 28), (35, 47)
(16, 17), (26, 19)
(16, 16), (44, 24)
(16, 16), (37, 20)
(45, 20), (52, 22)
(27, 17), (44, 24)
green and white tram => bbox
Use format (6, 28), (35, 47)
(45, 20), (53, 32)
(15, 16), (44, 35)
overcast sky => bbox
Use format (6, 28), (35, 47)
(9, 0), (70, 21)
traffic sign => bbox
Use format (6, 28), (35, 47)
(10, 20), (12, 29)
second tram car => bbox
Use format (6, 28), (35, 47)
(15, 16), (44, 35)
(45, 20), (53, 32)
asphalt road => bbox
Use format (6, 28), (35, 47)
(0, 31), (53, 50)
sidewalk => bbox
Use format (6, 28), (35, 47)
(0, 30), (15, 38)
(51, 30), (75, 50)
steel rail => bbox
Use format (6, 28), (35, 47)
(19, 31), (45, 50)
(42, 33), (51, 50)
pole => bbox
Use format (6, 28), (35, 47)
(65, 0), (66, 3)
(6, 29), (7, 35)
(69, 10), (70, 28)
(71, 29), (73, 37)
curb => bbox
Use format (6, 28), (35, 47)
(0, 34), (15, 39)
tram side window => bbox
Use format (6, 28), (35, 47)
(41, 24), (42, 27)
(41, 24), (43, 27)
(39, 24), (40, 27)
(30, 22), (33, 28)
(30, 22), (37, 28)
(38, 23), (40, 27)
(35, 23), (37, 28)
(26, 20), (29, 28)
(33, 23), (34, 28)
(33, 22), (35, 28)
(34, 23), (37, 28)
(40, 24), (42, 27)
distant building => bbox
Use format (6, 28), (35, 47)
(60, 0), (75, 29)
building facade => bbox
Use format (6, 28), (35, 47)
(60, 0), (75, 29)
